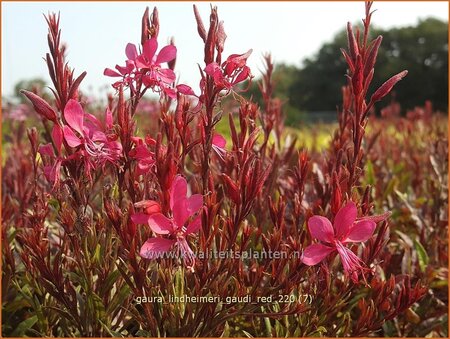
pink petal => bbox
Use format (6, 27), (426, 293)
(137, 159), (154, 173)
(43, 161), (61, 187)
(131, 136), (144, 145)
(308, 216), (335, 243)
(334, 201), (357, 239)
(143, 38), (158, 62)
(301, 243), (335, 266)
(148, 213), (174, 235)
(187, 194), (203, 214)
(226, 49), (253, 65)
(212, 70), (226, 87)
(125, 43), (138, 61)
(157, 68), (176, 84)
(64, 99), (84, 135)
(104, 68), (121, 77)
(173, 199), (189, 230)
(137, 161), (153, 175)
(43, 165), (55, 183)
(108, 141), (122, 156)
(204, 62), (220, 77)
(170, 175), (187, 211)
(186, 215), (201, 235)
(85, 113), (102, 132)
(140, 237), (175, 259)
(52, 125), (63, 154)
(163, 86), (177, 99)
(91, 131), (107, 143)
(177, 84), (195, 96)
(156, 45), (177, 64)
(125, 59), (135, 72)
(44, 166), (56, 184)
(130, 144), (153, 160)
(233, 66), (250, 85)
(39, 143), (54, 157)
(135, 55), (149, 69)
(343, 220), (376, 243)
(212, 134), (226, 149)
(63, 126), (82, 147)
(131, 213), (150, 225)
(115, 64), (130, 75)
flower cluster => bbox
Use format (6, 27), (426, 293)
(204, 49), (253, 91)
(104, 39), (177, 98)
(62, 100), (122, 168)
(302, 201), (390, 283)
(135, 175), (203, 271)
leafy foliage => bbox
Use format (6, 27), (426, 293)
(2, 3), (447, 337)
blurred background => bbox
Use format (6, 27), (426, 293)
(2, 1), (448, 125)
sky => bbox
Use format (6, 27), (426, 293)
(2, 1), (449, 98)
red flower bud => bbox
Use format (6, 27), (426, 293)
(331, 185), (342, 215)
(20, 90), (57, 122)
(145, 201), (161, 215)
(370, 70), (408, 103)
(222, 174), (240, 204)
(363, 35), (382, 77)
(346, 22), (359, 61)
(193, 5), (207, 43)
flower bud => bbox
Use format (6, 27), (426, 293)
(371, 70), (408, 103)
(222, 174), (240, 204)
(21, 90), (57, 122)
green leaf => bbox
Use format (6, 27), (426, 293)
(221, 321), (230, 338)
(414, 238), (429, 272)
(107, 284), (131, 315)
(11, 315), (38, 337)
(430, 280), (448, 288)
(101, 270), (121, 296)
(242, 330), (254, 338)
(261, 306), (273, 337)
(48, 198), (60, 210)
(309, 326), (327, 337)
(91, 243), (101, 264)
(89, 291), (106, 322)
(100, 320), (124, 337)
(365, 159), (375, 185)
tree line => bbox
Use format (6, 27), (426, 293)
(246, 18), (448, 125)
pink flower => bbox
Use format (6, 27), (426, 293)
(62, 100), (122, 169)
(212, 133), (227, 160)
(105, 39), (177, 98)
(135, 39), (177, 98)
(301, 201), (390, 283)
(204, 49), (252, 90)
(131, 200), (161, 225)
(103, 43), (137, 89)
(140, 175), (203, 271)
(129, 136), (156, 175)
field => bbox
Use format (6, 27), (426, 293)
(2, 2), (448, 337)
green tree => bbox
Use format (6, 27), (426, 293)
(245, 63), (305, 125)
(288, 18), (448, 115)
(374, 18), (448, 112)
(13, 78), (48, 103)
